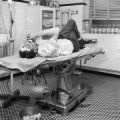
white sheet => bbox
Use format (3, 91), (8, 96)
(46, 47), (103, 62)
(0, 54), (46, 72)
(0, 47), (103, 73)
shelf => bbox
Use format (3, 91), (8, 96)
(42, 26), (53, 30)
(42, 17), (53, 19)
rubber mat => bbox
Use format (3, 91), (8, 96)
(1, 72), (120, 120)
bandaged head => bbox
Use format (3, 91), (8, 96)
(19, 39), (38, 59)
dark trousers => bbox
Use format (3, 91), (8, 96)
(58, 19), (80, 52)
(58, 19), (93, 52)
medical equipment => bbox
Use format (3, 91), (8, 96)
(0, 47), (104, 115)
(35, 47), (104, 116)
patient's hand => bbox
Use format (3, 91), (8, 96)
(27, 34), (40, 42)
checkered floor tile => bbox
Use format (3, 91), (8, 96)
(1, 72), (120, 120)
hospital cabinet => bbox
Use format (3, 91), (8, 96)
(55, 8), (71, 29)
(59, 3), (88, 33)
(27, 6), (56, 38)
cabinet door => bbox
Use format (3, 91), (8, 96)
(42, 10), (54, 30)
(42, 10), (55, 39)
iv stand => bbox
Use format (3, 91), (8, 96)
(8, 0), (14, 55)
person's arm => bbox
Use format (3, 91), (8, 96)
(29, 27), (60, 41)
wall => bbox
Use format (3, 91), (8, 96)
(0, 2), (28, 54)
(13, 2), (27, 53)
(0, 1), (11, 33)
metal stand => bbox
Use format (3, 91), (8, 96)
(35, 60), (92, 116)
(0, 70), (30, 108)
(0, 89), (30, 108)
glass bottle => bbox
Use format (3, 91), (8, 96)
(101, 24), (103, 34)
(111, 24), (115, 34)
(102, 24), (106, 34)
(107, 24), (110, 34)
(118, 24), (120, 34)
(99, 24), (102, 34)
(105, 24), (108, 34)
(115, 24), (119, 34)
(95, 24), (98, 34)
(92, 24), (95, 33)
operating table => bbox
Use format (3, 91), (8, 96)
(0, 47), (104, 116)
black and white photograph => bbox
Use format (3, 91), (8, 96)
(0, 0), (120, 119)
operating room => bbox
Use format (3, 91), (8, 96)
(0, 0), (120, 120)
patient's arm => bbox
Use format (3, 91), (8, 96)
(29, 27), (60, 41)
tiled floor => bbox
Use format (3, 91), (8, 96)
(1, 71), (120, 120)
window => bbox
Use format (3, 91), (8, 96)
(89, 0), (120, 20)
(109, 0), (120, 19)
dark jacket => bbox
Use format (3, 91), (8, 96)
(58, 19), (80, 52)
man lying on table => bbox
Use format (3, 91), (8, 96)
(19, 19), (97, 59)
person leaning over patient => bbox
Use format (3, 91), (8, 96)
(19, 19), (97, 58)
